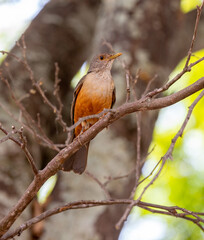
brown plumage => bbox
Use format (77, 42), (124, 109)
(63, 52), (122, 174)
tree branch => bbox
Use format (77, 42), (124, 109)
(0, 124), (38, 175)
(1, 199), (203, 240)
(0, 76), (204, 236)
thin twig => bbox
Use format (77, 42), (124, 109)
(1, 38), (68, 133)
(143, 56), (204, 100)
(103, 146), (157, 187)
(53, 62), (63, 115)
(143, 1), (204, 100)
(1, 75), (204, 237)
(66, 108), (116, 132)
(116, 89), (204, 229)
(184, 1), (204, 68)
(0, 76), (59, 151)
(142, 74), (158, 97)
(17, 127), (38, 175)
(85, 171), (111, 199)
(0, 124), (38, 175)
(115, 70), (143, 230)
(103, 168), (136, 187)
(121, 62), (132, 102)
(137, 158), (162, 186)
(163, 89), (204, 161)
(1, 199), (203, 240)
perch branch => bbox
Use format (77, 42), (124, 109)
(143, 1), (204, 100)
(0, 124), (38, 175)
(1, 199), (203, 239)
(115, 87), (204, 229)
(0, 76), (204, 236)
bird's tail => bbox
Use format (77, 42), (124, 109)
(62, 142), (90, 174)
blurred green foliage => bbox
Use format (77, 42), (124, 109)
(180, 0), (202, 13)
(134, 50), (204, 239)
(37, 175), (57, 204)
(71, 62), (89, 88)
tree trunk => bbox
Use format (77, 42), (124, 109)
(0, 0), (203, 239)
(0, 0), (101, 239)
(92, 0), (186, 239)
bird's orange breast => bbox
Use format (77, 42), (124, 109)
(74, 73), (114, 136)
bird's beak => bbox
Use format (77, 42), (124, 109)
(108, 52), (122, 60)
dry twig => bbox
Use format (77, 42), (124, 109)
(142, 1), (204, 100)
(85, 171), (111, 199)
(1, 199), (203, 240)
(0, 75), (204, 237)
(0, 124), (38, 175)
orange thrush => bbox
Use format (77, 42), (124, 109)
(64, 52), (122, 174)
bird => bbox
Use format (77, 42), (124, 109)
(63, 52), (122, 174)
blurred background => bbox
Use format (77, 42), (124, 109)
(0, 0), (204, 239)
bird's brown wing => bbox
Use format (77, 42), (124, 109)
(71, 75), (87, 125)
(63, 75), (89, 174)
(111, 87), (116, 108)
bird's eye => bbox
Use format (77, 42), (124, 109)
(99, 55), (104, 60)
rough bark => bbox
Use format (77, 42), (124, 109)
(0, 0), (203, 239)
(92, 1), (186, 239)
(0, 0), (101, 239)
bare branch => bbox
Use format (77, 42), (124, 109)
(103, 168), (136, 187)
(1, 40), (68, 133)
(66, 108), (116, 133)
(184, 1), (204, 68)
(0, 76), (60, 151)
(1, 199), (203, 239)
(16, 126), (38, 175)
(0, 124), (38, 175)
(115, 88), (204, 230)
(116, 77), (144, 229)
(121, 62), (132, 102)
(1, 76), (204, 237)
(142, 74), (158, 97)
(85, 171), (111, 199)
(53, 62), (63, 114)
(143, 1), (204, 100)
(163, 89), (204, 161)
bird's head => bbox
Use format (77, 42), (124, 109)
(88, 52), (122, 72)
